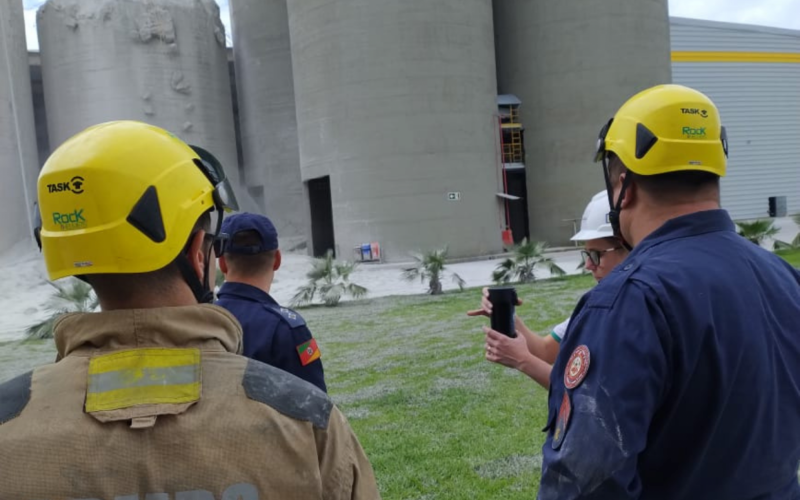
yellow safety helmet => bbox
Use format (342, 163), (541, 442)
(35, 121), (238, 292)
(594, 84), (728, 177)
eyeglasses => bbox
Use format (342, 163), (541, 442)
(581, 247), (621, 267)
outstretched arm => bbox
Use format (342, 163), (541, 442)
(467, 287), (563, 364)
(484, 326), (554, 389)
(515, 315), (562, 364)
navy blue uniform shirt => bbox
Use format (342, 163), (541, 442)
(539, 209), (800, 500)
(216, 282), (327, 393)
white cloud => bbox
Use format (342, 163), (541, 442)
(217, 0), (232, 46)
(19, 1), (800, 52)
(21, 0), (44, 51)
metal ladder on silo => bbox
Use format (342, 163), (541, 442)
(508, 129), (523, 163)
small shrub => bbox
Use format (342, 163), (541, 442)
(492, 238), (565, 284)
(291, 250), (368, 307)
(736, 219), (779, 246)
(26, 279), (99, 339)
(402, 248), (465, 295)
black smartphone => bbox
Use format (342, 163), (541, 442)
(488, 287), (517, 337)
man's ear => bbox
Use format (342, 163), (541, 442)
(187, 230), (208, 282)
(619, 173), (636, 210)
(219, 255), (229, 275)
(273, 249), (282, 272)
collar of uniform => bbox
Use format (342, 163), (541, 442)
(630, 209), (735, 256)
(54, 304), (244, 358)
(217, 281), (278, 305)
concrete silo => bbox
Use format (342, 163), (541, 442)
(493, 0), (672, 245)
(230, 0), (309, 251)
(36, 0), (252, 207)
(0, 0), (40, 253)
(287, 0), (504, 262)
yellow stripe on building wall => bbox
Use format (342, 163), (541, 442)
(672, 51), (800, 63)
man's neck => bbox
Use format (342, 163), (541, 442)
(226, 274), (274, 295)
(97, 286), (199, 311)
(628, 201), (720, 246)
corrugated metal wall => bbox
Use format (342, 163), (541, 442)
(671, 18), (800, 220)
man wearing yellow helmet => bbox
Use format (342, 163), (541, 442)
(538, 85), (800, 499)
(0, 121), (380, 499)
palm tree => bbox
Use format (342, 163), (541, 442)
(736, 219), (780, 246)
(779, 214), (800, 251)
(492, 238), (566, 284)
(773, 232), (800, 251)
(26, 279), (99, 339)
(402, 248), (465, 295)
(291, 250), (368, 307)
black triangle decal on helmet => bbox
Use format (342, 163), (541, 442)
(127, 186), (166, 243)
(635, 123), (658, 160)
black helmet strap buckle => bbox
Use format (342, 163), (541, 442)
(177, 193), (227, 305)
(602, 153), (633, 252)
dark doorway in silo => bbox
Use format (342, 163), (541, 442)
(307, 176), (336, 257)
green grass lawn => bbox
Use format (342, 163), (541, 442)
(777, 248), (800, 268)
(0, 273), (595, 499)
(301, 274), (594, 499)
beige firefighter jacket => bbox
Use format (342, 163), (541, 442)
(0, 304), (380, 500)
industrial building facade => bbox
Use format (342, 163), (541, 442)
(493, 17), (800, 246)
(10, 0), (674, 262)
(3, 1), (798, 261)
(670, 17), (800, 221)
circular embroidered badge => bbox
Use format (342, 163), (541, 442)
(564, 345), (591, 389)
(552, 392), (572, 450)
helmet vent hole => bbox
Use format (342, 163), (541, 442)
(635, 123), (658, 160)
(127, 186), (166, 243)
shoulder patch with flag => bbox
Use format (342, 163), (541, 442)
(296, 338), (321, 366)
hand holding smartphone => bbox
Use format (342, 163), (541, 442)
(488, 287), (517, 337)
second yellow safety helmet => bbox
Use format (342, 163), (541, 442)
(594, 84), (728, 177)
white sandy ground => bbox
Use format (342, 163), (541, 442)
(0, 216), (797, 342)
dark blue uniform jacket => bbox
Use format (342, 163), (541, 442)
(216, 282), (327, 393)
(539, 209), (800, 500)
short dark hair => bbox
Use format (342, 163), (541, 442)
(607, 153), (719, 203)
(223, 230), (276, 276)
(607, 153), (627, 184)
(87, 211), (213, 297)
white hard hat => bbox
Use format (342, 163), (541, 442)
(570, 191), (614, 241)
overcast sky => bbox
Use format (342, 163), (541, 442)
(21, 0), (800, 52)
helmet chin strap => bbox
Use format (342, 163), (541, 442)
(177, 205), (224, 304)
(602, 155), (633, 252)
(176, 255), (214, 304)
